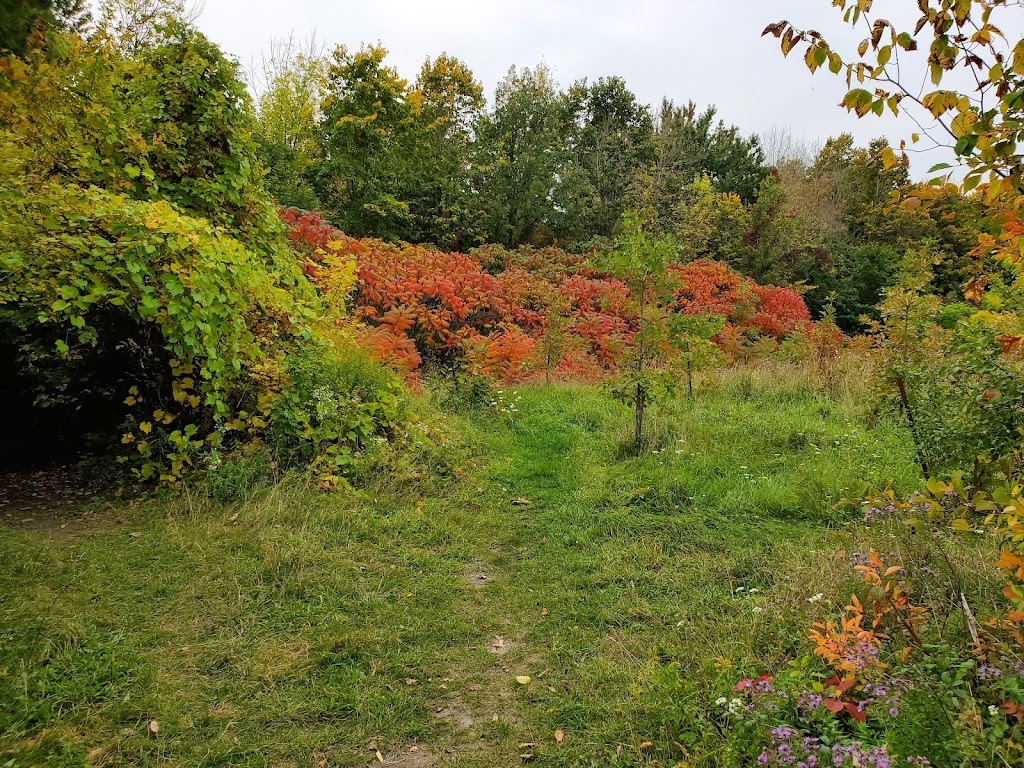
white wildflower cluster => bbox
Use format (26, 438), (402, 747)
(715, 696), (745, 715)
(807, 593), (824, 604)
(312, 385), (339, 422)
(491, 390), (522, 416)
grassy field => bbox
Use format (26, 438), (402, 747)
(0, 367), (927, 767)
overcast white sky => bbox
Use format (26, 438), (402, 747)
(192, 0), (1024, 179)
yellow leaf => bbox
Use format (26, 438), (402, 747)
(139, 422), (152, 434)
(516, 675), (531, 685)
(554, 729), (565, 743)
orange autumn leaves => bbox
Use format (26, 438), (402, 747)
(280, 208), (814, 384)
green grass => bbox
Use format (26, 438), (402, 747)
(0, 369), (924, 767)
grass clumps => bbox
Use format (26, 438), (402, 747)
(0, 364), (937, 767)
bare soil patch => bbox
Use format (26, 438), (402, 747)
(373, 745), (436, 767)
(0, 465), (110, 531)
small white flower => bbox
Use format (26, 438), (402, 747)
(989, 705), (1000, 717)
(752, 606), (763, 613)
(748, 588), (759, 594)
(807, 593), (824, 604)
(715, 696), (728, 706)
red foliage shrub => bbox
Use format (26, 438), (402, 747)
(279, 209), (818, 384)
(672, 259), (744, 317)
(748, 285), (812, 338)
(464, 327), (535, 382)
(673, 259), (811, 340)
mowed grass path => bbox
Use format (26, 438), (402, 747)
(0, 373), (919, 767)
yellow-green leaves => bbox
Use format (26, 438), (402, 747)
(767, 0), (1024, 197)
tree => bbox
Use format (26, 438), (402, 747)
(0, 21), (403, 484)
(1, 0), (91, 55)
(405, 53), (485, 249)
(555, 76), (656, 240)
(764, 1), (1024, 195)
(594, 210), (681, 450)
(314, 44), (417, 239)
(669, 312), (724, 398)
(96, 0), (196, 52)
(472, 64), (570, 246)
(765, 0), (1024, 462)
(253, 35), (328, 210)
(646, 100), (768, 208)
(534, 287), (572, 383)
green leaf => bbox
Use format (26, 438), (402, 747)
(953, 135), (978, 156)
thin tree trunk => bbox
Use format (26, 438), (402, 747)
(634, 383), (644, 450)
(687, 355), (693, 398)
(895, 375), (929, 478)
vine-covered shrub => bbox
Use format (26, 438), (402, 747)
(0, 28), (407, 485)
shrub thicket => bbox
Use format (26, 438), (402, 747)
(0, 24), (405, 485)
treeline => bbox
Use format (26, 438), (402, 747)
(255, 42), (996, 332)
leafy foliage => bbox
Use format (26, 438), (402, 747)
(0, 26), (407, 484)
(281, 207), (814, 395)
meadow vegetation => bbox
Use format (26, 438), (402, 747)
(2, 1), (1024, 766)
(2, 367), (928, 767)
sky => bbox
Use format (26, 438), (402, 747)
(191, 0), (1024, 180)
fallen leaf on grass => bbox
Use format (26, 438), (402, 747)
(376, 750), (384, 763)
(554, 729), (565, 743)
(515, 675), (531, 685)
(537, 667), (551, 678)
(637, 741), (653, 750)
(541, 607), (549, 616)
(519, 743), (536, 748)
(129, 532), (142, 538)
(404, 678), (419, 686)
(520, 754), (534, 761)
(147, 720), (158, 738)
(512, 498), (531, 506)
